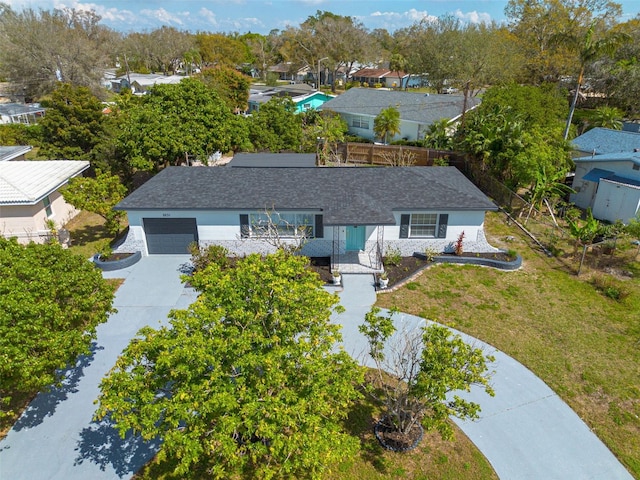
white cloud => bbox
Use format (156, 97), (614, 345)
(54, 2), (136, 22)
(198, 8), (219, 27)
(454, 9), (492, 24)
(139, 7), (187, 26)
(366, 9), (437, 29)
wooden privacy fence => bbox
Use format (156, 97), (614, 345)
(334, 142), (466, 167)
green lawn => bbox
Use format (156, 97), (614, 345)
(377, 211), (640, 478)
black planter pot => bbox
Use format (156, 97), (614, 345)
(374, 417), (424, 452)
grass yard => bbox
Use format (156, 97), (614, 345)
(377, 211), (640, 478)
(64, 211), (121, 259)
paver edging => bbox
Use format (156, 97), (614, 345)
(377, 253), (522, 294)
(92, 251), (142, 271)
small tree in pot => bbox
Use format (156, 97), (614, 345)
(359, 307), (495, 451)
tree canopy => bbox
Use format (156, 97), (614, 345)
(248, 97), (303, 152)
(61, 171), (127, 236)
(112, 78), (240, 172)
(360, 308), (495, 442)
(37, 83), (106, 160)
(0, 238), (115, 419)
(97, 251), (363, 478)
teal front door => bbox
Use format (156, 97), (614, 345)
(346, 226), (366, 251)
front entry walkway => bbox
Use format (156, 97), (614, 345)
(332, 274), (633, 480)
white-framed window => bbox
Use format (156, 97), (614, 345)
(351, 115), (369, 129)
(42, 195), (53, 218)
(249, 212), (314, 238)
(410, 213), (438, 237)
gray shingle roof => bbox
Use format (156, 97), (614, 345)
(319, 88), (480, 125)
(116, 166), (496, 225)
(228, 153), (317, 167)
(571, 127), (640, 155)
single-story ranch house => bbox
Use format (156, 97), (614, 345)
(0, 160), (89, 243)
(320, 88), (480, 142)
(115, 166), (498, 271)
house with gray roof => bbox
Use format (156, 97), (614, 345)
(0, 160), (89, 243)
(319, 88), (480, 142)
(115, 165), (498, 272)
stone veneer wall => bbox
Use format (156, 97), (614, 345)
(113, 227), (499, 257)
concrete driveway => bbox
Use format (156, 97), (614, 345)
(1, 263), (633, 480)
(0, 255), (196, 480)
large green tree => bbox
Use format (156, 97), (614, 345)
(196, 66), (250, 113)
(61, 171), (127, 236)
(97, 251), (362, 478)
(112, 78), (242, 172)
(37, 83), (105, 160)
(0, 238), (115, 419)
(248, 97), (303, 152)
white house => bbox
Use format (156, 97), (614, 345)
(114, 166), (498, 271)
(570, 153), (640, 223)
(0, 160), (90, 243)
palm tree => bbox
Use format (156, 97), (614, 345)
(592, 106), (624, 130)
(389, 53), (408, 90)
(560, 23), (630, 139)
(374, 106), (401, 144)
(524, 166), (574, 227)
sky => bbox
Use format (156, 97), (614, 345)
(3, 0), (640, 34)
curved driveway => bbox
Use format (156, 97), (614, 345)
(332, 274), (633, 480)
(0, 260), (633, 479)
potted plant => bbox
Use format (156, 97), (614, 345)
(332, 269), (342, 285)
(379, 271), (389, 289)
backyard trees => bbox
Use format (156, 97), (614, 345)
(0, 6), (116, 98)
(374, 106), (401, 144)
(248, 97), (303, 152)
(196, 66), (250, 113)
(97, 251), (363, 478)
(359, 308), (495, 449)
(112, 78), (240, 172)
(0, 238), (115, 419)
(61, 171), (127, 236)
(37, 83), (106, 160)
(457, 84), (572, 189)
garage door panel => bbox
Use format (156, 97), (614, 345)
(143, 218), (197, 254)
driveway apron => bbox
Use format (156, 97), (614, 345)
(0, 255), (196, 480)
(332, 273), (633, 480)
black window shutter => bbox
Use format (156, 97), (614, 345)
(399, 214), (410, 238)
(437, 214), (448, 238)
(314, 214), (323, 239)
(240, 214), (250, 238)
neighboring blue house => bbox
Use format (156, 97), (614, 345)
(247, 85), (334, 113)
(569, 127), (640, 223)
(320, 88), (480, 142)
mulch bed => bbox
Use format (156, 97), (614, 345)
(374, 417), (425, 452)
